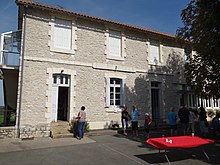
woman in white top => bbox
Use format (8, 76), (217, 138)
(76, 106), (86, 140)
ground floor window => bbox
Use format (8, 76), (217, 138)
(110, 78), (121, 106)
(105, 77), (126, 107)
(188, 95), (219, 109)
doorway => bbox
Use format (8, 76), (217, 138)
(57, 87), (69, 121)
(151, 82), (160, 121)
(51, 74), (70, 122)
(151, 88), (160, 120)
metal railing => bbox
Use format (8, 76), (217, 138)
(0, 31), (21, 67)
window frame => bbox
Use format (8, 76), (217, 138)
(49, 16), (77, 54)
(53, 74), (70, 87)
(105, 28), (126, 61)
(54, 18), (72, 50)
(109, 78), (122, 106)
(149, 40), (161, 65)
(105, 75), (126, 110)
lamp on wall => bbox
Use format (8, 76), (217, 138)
(61, 68), (64, 74)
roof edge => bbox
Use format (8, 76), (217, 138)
(16, 0), (177, 39)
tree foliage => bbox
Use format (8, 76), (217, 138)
(177, 0), (220, 97)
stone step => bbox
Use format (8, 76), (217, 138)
(50, 121), (72, 138)
(52, 132), (73, 138)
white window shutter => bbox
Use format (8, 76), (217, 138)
(54, 18), (72, 50)
(150, 40), (160, 64)
(109, 30), (121, 57)
(105, 77), (110, 107)
(121, 79), (126, 106)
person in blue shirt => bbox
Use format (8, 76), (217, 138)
(131, 105), (140, 136)
(168, 107), (177, 136)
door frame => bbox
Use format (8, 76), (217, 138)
(51, 74), (70, 122)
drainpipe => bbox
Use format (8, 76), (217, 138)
(16, 5), (27, 138)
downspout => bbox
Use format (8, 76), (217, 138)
(16, 5), (27, 138)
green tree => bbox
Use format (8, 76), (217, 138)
(177, 0), (220, 97)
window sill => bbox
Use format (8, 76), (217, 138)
(107, 55), (124, 61)
(105, 107), (122, 113)
(50, 47), (75, 55)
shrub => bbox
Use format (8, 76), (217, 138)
(70, 119), (90, 134)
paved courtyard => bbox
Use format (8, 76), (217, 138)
(0, 129), (219, 165)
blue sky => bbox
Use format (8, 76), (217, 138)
(0, 0), (191, 35)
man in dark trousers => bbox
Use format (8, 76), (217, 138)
(178, 104), (190, 135)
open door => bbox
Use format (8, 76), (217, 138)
(57, 87), (69, 121)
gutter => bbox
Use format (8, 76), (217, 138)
(16, 5), (27, 138)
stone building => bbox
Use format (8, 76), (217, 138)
(0, 0), (219, 138)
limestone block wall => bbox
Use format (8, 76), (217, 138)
(15, 7), (186, 137)
(0, 127), (16, 138)
(19, 124), (51, 139)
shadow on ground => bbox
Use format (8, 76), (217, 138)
(113, 127), (220, 164)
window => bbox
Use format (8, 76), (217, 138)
(151, 81), (159, 88)
(54, 18), (72, 50)
(53, 74), (69, 86)
(0, 31), (21, 66)
(110, 79), (121, 106)
(108, 30), (121, 57)
(50, 16), (77, 54)
(213, 97), (219, 108)
(105, 77), (126, 107)
(197, 96), (203, 108)
(204, 97), (212, 108)
(188, 94), (196, 107)
(196, 96), (219, 109)
(149, 40), (160, 65)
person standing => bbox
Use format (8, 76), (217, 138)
(211, 112), (220, 137)
(199, 107), (209, 135)
(144, 113), (152, 139)
(168, 107), (177, 136)
(76, 106), (86, 140)
(178, 104), (190, 135)
(121, 106), (130, 135)
(188, 108), (197, 135)
(131, 105), (140, 136)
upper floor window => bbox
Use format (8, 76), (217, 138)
(49, 17), (77, 54)
(54, 18), (72, 50)
(149, 40), (160, 65)
(108, 30), (121, 57)
(105, 29), (126, 61)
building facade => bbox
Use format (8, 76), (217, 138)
(0, 0), (219, 138)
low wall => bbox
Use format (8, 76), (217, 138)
(0, 127), (16, 138)
(0, 124), (51, 139)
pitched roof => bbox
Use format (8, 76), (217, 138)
(16, 0), (177, 39)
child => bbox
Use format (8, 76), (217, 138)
(144, 113), (152, 139)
